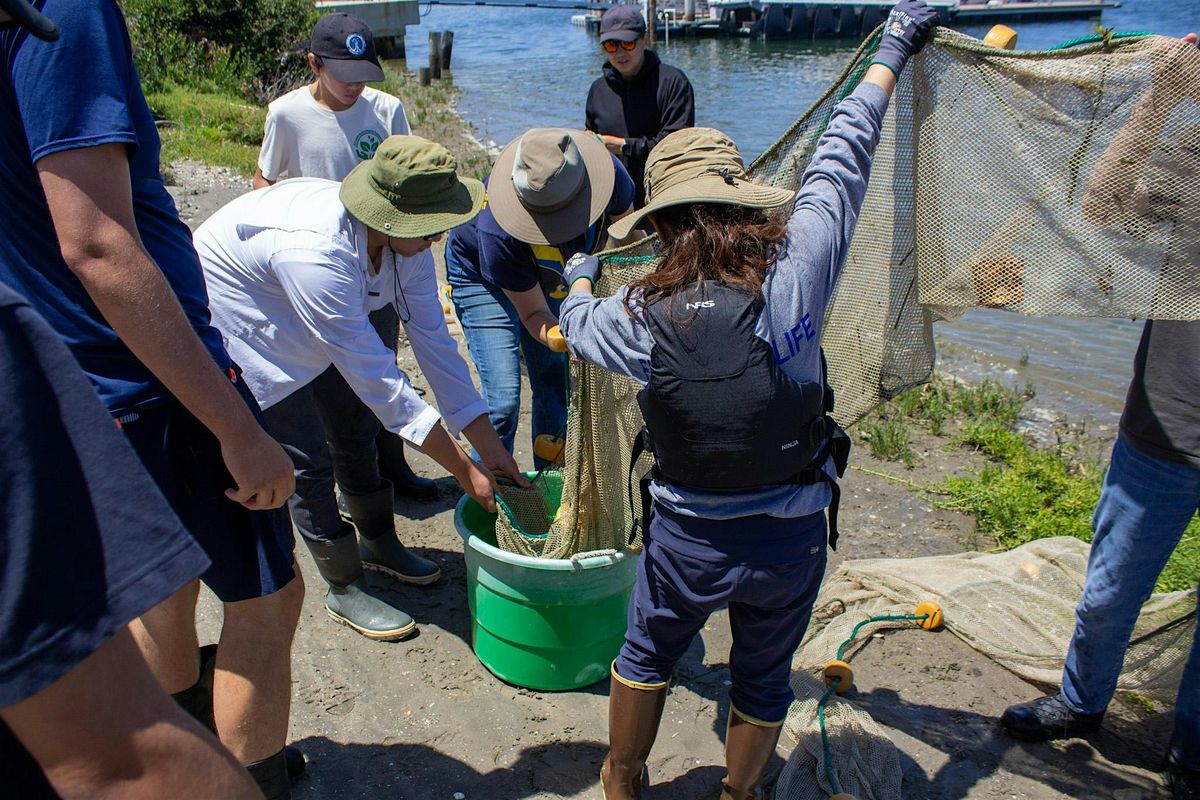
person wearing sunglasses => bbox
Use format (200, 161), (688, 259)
(194, 135), (526, 643)
(585, 5), (695, 208)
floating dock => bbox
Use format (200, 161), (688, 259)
(708, 0), (1118, 39)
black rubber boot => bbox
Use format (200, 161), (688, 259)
(1000, 694), (1104, 742)
(172, 645), (307, 784)
(377, 431), (438, 500)
(170, 643), (216, 732)
(344, 479), (441, 585)
(245, 748), (291, 800)
(305, 527), (417, 641)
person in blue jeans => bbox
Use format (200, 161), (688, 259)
(1002, 33), (1199, 800)
(445, 127), (636, 466)
(557, 2), (937, 795)
(1001, 322), (1200, 798)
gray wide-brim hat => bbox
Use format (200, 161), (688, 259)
(608, 127), (796, 240)
(341, 134), (485, 238)
(487, 128), (615, 246)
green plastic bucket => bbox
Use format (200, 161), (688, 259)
(453, 477), (638, 691)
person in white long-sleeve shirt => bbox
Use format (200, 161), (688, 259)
(196, 135), (523, 641)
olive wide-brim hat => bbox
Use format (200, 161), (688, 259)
(340, 135), (485, 238)
(607, 127), (797, 240)
(487, 128), (615, 246)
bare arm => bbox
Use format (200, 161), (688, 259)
(862, 63), (898, 97)
(411, 422), (499, 511)
(1, 628), (260, 800)
(502, 285), (559, 348)
(251, 167), (275, 190)
(38, 143), (294, 509)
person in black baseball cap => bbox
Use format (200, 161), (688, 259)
(310, 11), (385, 84)
(586, 5), (694, 208)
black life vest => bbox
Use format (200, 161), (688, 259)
(628, 280), (851, 547)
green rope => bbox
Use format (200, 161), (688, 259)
(1051, 30), (1154, 50)
(817, 611), (932, 797)
(835, 613), (927, 661)
(818, 680), (843, 795)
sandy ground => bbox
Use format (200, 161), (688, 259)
(167, 164), (1178, 800)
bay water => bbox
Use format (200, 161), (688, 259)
(405, 1), (1200, 433)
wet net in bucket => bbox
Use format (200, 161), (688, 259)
(490, 29), (1200, 560)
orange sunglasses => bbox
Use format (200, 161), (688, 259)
(602, 39), (639, 53)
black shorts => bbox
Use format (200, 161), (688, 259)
(120, 373), (295, 602)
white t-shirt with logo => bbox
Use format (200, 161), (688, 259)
(257, 86), (411, 182)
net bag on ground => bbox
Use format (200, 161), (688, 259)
(774, 537), (1196, 800)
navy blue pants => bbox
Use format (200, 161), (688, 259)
(614, 505), (828, 725)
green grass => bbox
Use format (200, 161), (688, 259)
(893, 380), (1200, 593)
(860, 414), (916, 466)
(147, 87), (266, 176)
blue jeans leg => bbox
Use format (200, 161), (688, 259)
(447, 254), (567, 468)
(447, 258), (522, 457)
(519, 292), (567, 467)
(1060, 434), (1200, 766)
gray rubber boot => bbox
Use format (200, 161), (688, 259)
(305, 528), (416, 641)
(343, 479), (441, 585)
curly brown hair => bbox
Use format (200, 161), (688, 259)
(625, 203), (789, 317)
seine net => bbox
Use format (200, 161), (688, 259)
(491, 29), (1200, 565)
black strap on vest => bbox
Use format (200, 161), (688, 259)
(627, 412), (851, 550)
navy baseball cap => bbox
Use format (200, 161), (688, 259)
(600, 6), (647, 43)
(310, 12), (385, 83)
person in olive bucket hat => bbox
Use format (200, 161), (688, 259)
(195, 135), (528, 642)
(443, 127), (639, 468)
(557, 1), (939, 797)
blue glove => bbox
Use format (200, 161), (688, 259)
(871, 0), (939, 77)
(564, 252), (600, 290)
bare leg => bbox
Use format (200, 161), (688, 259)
(214, 567), (304, 762)
(128, 579), (202, 694)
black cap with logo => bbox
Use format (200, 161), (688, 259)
(310, 12), (385, 84)
(599, 5), (647, 43)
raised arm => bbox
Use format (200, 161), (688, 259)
(790, 0), (937, 285)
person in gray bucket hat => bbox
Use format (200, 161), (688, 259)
(443, 127), (639, 467)
(557, 1), (938, 796)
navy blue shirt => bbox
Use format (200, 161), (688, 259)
(0, 281), (208, 788)
(447, 156), (635, 295)
(0, 0), (231, 415)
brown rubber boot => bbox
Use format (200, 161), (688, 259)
(719, 707), (783, 800)
(599, 677), (667, 799)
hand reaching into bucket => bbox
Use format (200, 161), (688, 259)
(463, 413), (531, 489)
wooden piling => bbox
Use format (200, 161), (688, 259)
(418, 67), (431, 86)
(428, 31), (442, 80)
(440, 30), (454, 69)
(647, 0), (657, 44)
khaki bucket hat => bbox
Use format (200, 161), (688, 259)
(340, 135), (485, 238)
(487, 128), (615, 246)
(608, 127), (796, 240)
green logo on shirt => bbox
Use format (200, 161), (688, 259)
(354, 130), (384, 161)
